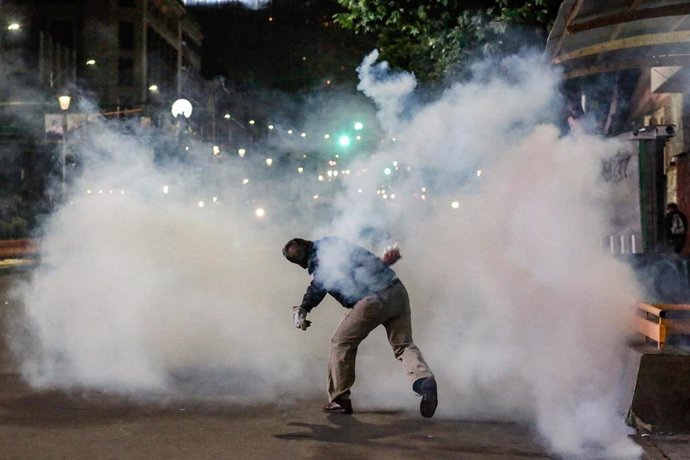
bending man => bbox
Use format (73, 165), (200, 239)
(282, 236), (437, 417)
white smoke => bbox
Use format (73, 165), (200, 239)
(322, 51), (643, 459)
(7, 48), (644, 459)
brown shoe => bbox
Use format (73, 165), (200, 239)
(323, 400), (353, 414)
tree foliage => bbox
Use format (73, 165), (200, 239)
(334, 0), (561, 83)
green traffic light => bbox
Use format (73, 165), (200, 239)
(338, 135), (351, 147)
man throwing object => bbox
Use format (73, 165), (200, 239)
(282, 236), (437, 417)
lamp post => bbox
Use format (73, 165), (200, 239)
(58, 94), (71, 194)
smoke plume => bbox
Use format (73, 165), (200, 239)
(7, 49), (643, 459)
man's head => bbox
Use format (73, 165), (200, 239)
(668, 202), (679, 212)
(283, 238), (313, 268)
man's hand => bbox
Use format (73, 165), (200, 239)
(293, 306), (311, 331)
(381, 244), (401, 266)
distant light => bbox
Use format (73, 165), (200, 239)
(357, 189), (363, 193)
(148, 84), (159, 92)
(384, 168), (392, 175)
(85, 59), (96, 66)
(451, 201), (460, 209)
(288, 129), (293, 135)
(356, 135), (361, 141)
(242, 178), (250, 184)
(391, 137), (397, 142)
(393, 161), (398, 167)
(87, 189), (92, 194)
(297, 167), (304, 173)
(338, 135), (351, 147)
(212, 145), (220, 156)
(318, 175), (324, 181)
(163, 185), (169, 194)
(313, 194), (319, 200)
(354, 121), (364, 130)
(255, 208), (265, 218)
(198, 201), (205, 208)
(326, 80), (331, 85)
(224, 113), (231, 119)
(57, 95), (71, 111)
(324, 134), (330, 139)
(476, 169), (482, 177)
(248, 119), (256, 125)
(300, 132), (306, 138)
(171, 98), (193, 118)
(213, 196), (219, 203)
(268, 16), (273, 22)
(268, 124), (274, 130)
(238, 148), (246, 157)
(7, 23), (20, 31)
(265, 158), (273, 166)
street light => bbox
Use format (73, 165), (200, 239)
(171, 98), (193, 147)
(58, 94), (71, 194)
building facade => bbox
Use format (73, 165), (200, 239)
(0, 0), (203, 114)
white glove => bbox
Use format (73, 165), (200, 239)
(292, 306), (311, 331)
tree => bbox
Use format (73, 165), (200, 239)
(334, 0), (561, 84)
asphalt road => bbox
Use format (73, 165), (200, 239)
(0, 269), (681, 459)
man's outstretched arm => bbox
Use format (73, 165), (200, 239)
(381, 245), (401, 266)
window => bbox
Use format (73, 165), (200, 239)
(118, 22), (135, 50)
(118, 58), (134, 86)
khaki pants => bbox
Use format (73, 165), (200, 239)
(327, 281), (433, 403)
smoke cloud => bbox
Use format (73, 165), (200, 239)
(7, 48), (643, 459)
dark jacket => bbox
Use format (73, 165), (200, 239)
(298, 237), (398, 312)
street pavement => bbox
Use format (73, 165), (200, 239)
(0, 267), (687, 459)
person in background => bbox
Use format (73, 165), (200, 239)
(665, 202), (688, 254)
(282, 236), (437, 418)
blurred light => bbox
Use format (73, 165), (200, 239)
(255, 207), (265, 218)
(297, 167), (304, 173)
(300, 132), (307, 138)
(7, 23), (20, 31)
(268, 124), (274, 130)
(476, 169), (482, 177)
(213, 196), (219, 203)
(421, 187), (427, 192)
(265, 158), (273, 166)
(224, 113), (231, 119)
(324, 134), (330, 139)
(185, 146), (190, 151)
(356, 135), (361, 141)
(242, 178), (250, 184)
(390, 194), (396, 199)
(338, 135), (351, 147)
(120, 190), (125, 194)
(288, 129), (293, 134)
(333, 170), (339, 177)
(148, 84), (159, 92)
(326, 80), (331, 85)
(393, 161), (398, 167)
(58, 95), (71, 111)
(384, 168), (392, 175)
(87, 189), (92, 194)
(171, 98), (193, 118)
(354, 121), (364, 130)
(357, 189), (363, 193)
(163, 185), (169, 194)
(249, 119), (256, 125)
(198, 201), (205, 208)
(451, 201), (460, 209)
(391, 137), (397, 142)
(328, 160), (336, 166)
(268, 16), (273, 21)
(98, 190), (103, 194)
(318, 175), (324, 181)
(327, 170), (333, 177)
(212, 145), (220, 156)
(238, 148), (246, 157)
(313, 194), (319, 200)
(383, 194), (388, 200)
(85, 59), (96, 66)
(421, 194), (427, 200)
